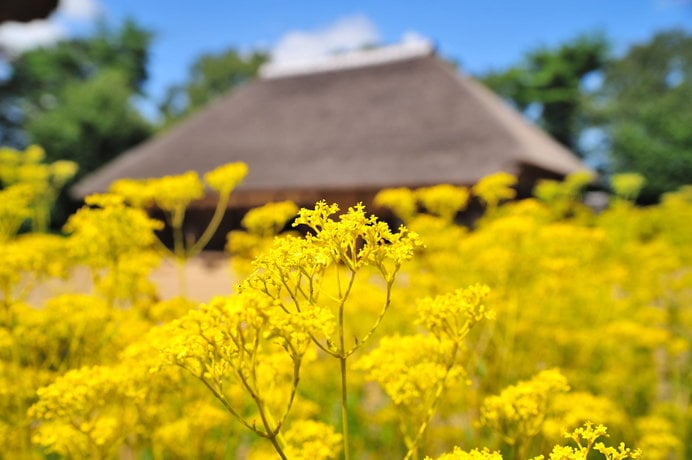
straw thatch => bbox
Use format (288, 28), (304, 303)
(72, 44), (587, 209)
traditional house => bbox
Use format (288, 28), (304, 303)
(72, 42), (588, 243)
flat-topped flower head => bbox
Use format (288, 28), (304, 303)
(417, 184), (470, 221)
(293, 201), (422, 276)
(204, 161), (248, 194)
(151, 171), (205, 212)
(480, 369), (570, 444)
(416, 284), (493, 340)
(241, 200), (298, 237)
(473, 172), (518, 209)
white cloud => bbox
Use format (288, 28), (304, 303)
(270, 14), (380, 66)
(401, 30), (433, 48)
(0, 21), (65, 57)
(57, 0), (103, 21)
(0, 0), (102, 58)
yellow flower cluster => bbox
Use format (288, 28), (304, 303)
(535, 422), (641, 460)
(357, 334), (461, 408)
(29, 365), (139, 457)
(415, 284), (493, 340)
(610, 173), (646, 201)
(373, 187), (418, 221)
(111, 170), (204, 211)
(0, 145), (77, 234)
(111, 162), (248, 211)
(375, 184), (469, 223)
(634, 415), (683, 460)
(282, 420), (343, 460)
(227, 200), (301, 270)
(472, 171), (517, 210)
(0, 234), (69, 309)
(430, 422), (640, 460)
(480, 369), (570, 446)
(1, 154), (689, 458)
(65, 194), (163, 266)
(417, 184), (470, 221)
(241, 200), (299, 237)
(293, 201), (423, 276)
(426, 447), (503, 460)
(203, 161), (249, 194)
(0, 184), (33, 240)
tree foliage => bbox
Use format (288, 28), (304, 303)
(481, 34), (609, 155)
(26, 69), (151, 173)
(0, 19), (153, 226)
(592, 29), (692, 201)
(158, 48), (267, 126)
(0, 19), (153, 170)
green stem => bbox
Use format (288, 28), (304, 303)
(231, 346), (290, 460)
(175, 256), (187, 298)
(340, 355), (350, 460)
(337, 269), (357, 460)
(275, 353), (302, 432)
(346, 278), (394, 357)
(171, 207), (186, 260)
(198, 375), (258, 434)
(168, 206), (188, 297)
(403, 342), (460, 460)
(190, 190), (231, 255)
(243, 375), (289, 460)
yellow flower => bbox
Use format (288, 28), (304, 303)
(472, 172), (517, 209)
(415, 284), (493, 340)
(109, 177), (156, 208)
(356, 334), (462, 408)
(64, 193), (163, 269)
(374, 187), (418, 222)
(426, 447), (503, 460)
(241, 200), (298, 237)
(480, 369), (570, 444)
(417, 184), (470, 221)
(282, 420), (342, 460)
(151, 171), (205, 212)
(203, 161), (248, 194)
(611, 173), (646, 201)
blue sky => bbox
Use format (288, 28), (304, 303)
(1, 0), (691, 110)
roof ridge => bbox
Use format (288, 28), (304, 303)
(260, 40), (435, 79)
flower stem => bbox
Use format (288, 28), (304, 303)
(190, 190), (231, 255)
(340, 355), (350, 460)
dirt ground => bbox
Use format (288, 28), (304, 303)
(27, 251), (237, 305)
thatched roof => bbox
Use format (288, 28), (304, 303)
(72, 44), (587, 201)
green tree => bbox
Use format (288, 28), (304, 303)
(0, 18), (152, 157)
(592, 29), (692, 201)
(26, 69), (150, 174)
(481, 34), (609, 156)
(0, 19), (153, 225)
(159, 48), (267, 126)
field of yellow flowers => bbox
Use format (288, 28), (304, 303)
(0, 145), (690, 459)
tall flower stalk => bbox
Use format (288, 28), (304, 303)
(110, 162), (248, 296)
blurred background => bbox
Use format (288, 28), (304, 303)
(1, 0), (690, 224)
